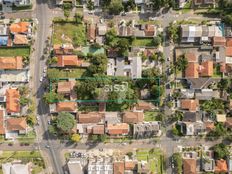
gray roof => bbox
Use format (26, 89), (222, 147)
(68, 160), (84, 174)
(2, 163), (30, 174)
(183, 112), (200, 122)
(133, 122), (160, 138)
(202, 158), (215, 172)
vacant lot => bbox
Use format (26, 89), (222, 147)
(0, 47), (30, 57)
(132, 38), (154, 47)
(53, 22), (86, 46)
(47, 68), (86, 79)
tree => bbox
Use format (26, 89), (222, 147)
(18, 85), (30, 96)
(20, 97), (30, 106)
(43, 92), (64, 104)
(48, 125), (57, 135)
(74, 12), (83, 24)
(212, 143), (229, 159)
(105, 28), (118, 47)
(87, 54), (108, 75)
(26, 114), (36, 126)
(108, 0), (123, 15)
(217, 79), (229, 90)
(153, 36), (161, 47)
(57, 112), (75, 133)
(175, 54), (188, 72)
(150, 85), (160, 99)
(117, 38), (129, 57)
(167, 23), (179, 43)
(71, 133), (81, 143)
(86, 0), (94, 10)
(47, 68), (60, 79)
(172, 153), (182, 174)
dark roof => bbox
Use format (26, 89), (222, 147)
(183, 112), (200, 122)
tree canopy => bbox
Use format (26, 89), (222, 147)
(175, 54), (188, 72)
(57, 112), (76, 133)
(108, 0), (124, 15)
(87, 54), (108, 75)
(71, 133), (81, 143)
(212, 143), (229, 160)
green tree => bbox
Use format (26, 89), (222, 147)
(105, 28), (118, 47)
(117, 38), (129, 57)
(108, 0), (124, 15)
(57, 112), (75, 133)
(48, 125), (57, 135)
(150, 85), (160, 99)
(167, 22), (179, 43)
(20, 97), (30, 106)
(26, 114), (36, 126)
(212, 143), (229, 159)
(74, 12), (83, 24)
(172, 153), (182, 174)
(217, 79), (229, 90)
(153, 36), (161, 47)
(86, 0), (94, 10)
(175, 54), (188, 72)
(87, 54), (108, 75)
(43, 92), (64, 104)
(71, 133), (81, 143)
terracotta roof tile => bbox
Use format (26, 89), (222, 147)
(125, 161), (137, 170)
(181, 99), (198, 111)
(6, 88), (20, 113)
(57, 55), (81, 67)
(226, 47), (232, 57)
(10, 22), (30, 33)
(113, 162), (125, 174)
(6, 117), (26, 131)
(225, 117), (232, 129)
(213, 36), (226, 46)
(144, 24), (155, 37)
(78, 112), (103, 123)
(215, 159), (228, 173)
(123, 111), (144, 123)
(107, 123), (129, 135)
(185, 62), (199, 78)
(53, 44), (74, 55)
(57, 81), (75, 94)
(136, 101), (155, 110)
(13, 34), (28, 45)
(87, 23), (96, 41)
(226, 38), (232, 47)
(92, 125), (105, 134)
(185, 53), (197, 62)
(183, 158), (196, 174)
(0, 56), (23, 70)
(204, 122), (215, 131)
(56, 102), (77, 112)
(199, 60), (213, 77)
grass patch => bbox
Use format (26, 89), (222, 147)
(0, 47), (30, 57)
(213, 64), (222, 78)
(144, 111), (159, 121)
(12, 4), (32, 11)
(138, 19), (161, 25)
(47, 68), (86, 79)
(53, 22), (86, 46)
(132, 38), (154, 47)
(17, 131), (36, 144)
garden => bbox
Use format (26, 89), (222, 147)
(0, 47), (30, 57)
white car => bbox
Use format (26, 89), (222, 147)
(149, 17), (156, 21)
(43, 67), (47, 73)
(40, 77), (43, 82)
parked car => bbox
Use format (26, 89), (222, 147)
(40, 77), (43, 82)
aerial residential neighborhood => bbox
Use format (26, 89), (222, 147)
(0, 0), (232, 174)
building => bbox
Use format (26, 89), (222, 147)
(133, 121), (161, 139)
(87, 23), (96, 42)
(67, 159), (84, 174)
(50, 102), (77, 113)
(78, 112), (103, 124)
(183, 158), (196, 174)
(0, 109), (5, 135)
(135, 101), (156, 111)
(113, 161), (125, 174)
(9, 22), (30, 34)
(88, 156), (113, 174)
(202, 158), (215, 172)
(216, 114), (226, 123)
(57, 55), (82, 67)
(2, 162), (30, 174)
(57, 81), (76, 94)
(0, 57), (23, 70)
(180, 99), (199, 112)
(13, 34), (29, 45)
(53, 44), (74, 55)
(0, 36), (9, 46)
(107, 123), (129, 136)
(214, 159), (228, 173)
(5, 117), (27, 139)
(122, 111), (144, 124)
(6, 88), (20, 115)
(97, 23), (107, 36)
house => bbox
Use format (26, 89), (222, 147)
(183, 112), (200, 122)
(216, 114), (226, 123)
(9, 22), (30, 34)
(180, 99), (199, 111)
(125, 161), (137, 171)
(107, 56), (142, 79)
(113, 161), (125, 174)
(133, 121), (161, 139)
(195, 89), (215, 100)
(180, 25), (223, 43)
(53, 44), (74, 55)
(6, 88), (20, 115)
(135, 101), (156, 111)
(88, 156), (113, 174)
(78, 112), (103, 123)
(0, 57), (23, 70)
(144, 24), (156, 37)
(13, 34), (29, 45)
(122, 111), (144, 124)
(0, 109), (5, 135)
(104, 112), (120, 124)
(2, 162), (30, 174)
(204, 122), (215, 132)
(92, 125), (105, 134)
(67, 159), (84, 174)
(213, 36), (226, 47)
(199, 60), (213, 77)
(6, 117), (27, 138)
(185, 62), (199, 78)
(225, 117), (232, 129)
(183, 158), (196, 174)
(137, 161), (150, 174)
(56, 102), (77, 112)
(87, 23), (96, 42)
(97, 23), (107, 36)
(0, 36), (9, 46)
(202, 158), (215, 172)
(57, 81), (76, 94)
(57, 55), (82, 67)
(107, 123), (129, 136)
(214, 159), (228, 173)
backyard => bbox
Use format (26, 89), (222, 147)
(144, 111), (159, 121)
(47, 68), (86, 79)
(0, 47), (30, 57)
(53, 22), (86, 46)
(0, 151), (45, 174)
(136, 148), (164, 174)
(132, 38), (155, 47)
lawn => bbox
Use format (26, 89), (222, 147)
(17, 130), (36, 144)
(213, 64), (222, 78)
(0, 47), (30, 57)
(136, 148), (164, 174)
(53, 22), (86, 45)
(144, 111), (159, 121)
(47, 68), (86, 79)
(132, 38), (154, 47)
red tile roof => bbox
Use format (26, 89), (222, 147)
(185, 53), (197, 62)
(185, 62), (199, 78)
(215, 159), (228, 173)
(183, 158), (196, 174)
(78, 112), (103, 123)
(225, 117), (232, 129)
(6, 117), (26, 131)
(13, 34), (28, 45)
(107, 123), (129, 135)
(113, 162), (125, 174)
(6, 88), (20, 113)
(57, 81), (75, 94)
(56, 102), (77, 112)
(226, 38), (232, 47)
(123, 111), (144, 123)
(57, 55), (82, 67)
(136, 101), (155, 111)
(181, 99), (198, 111)
(199, 60), (213, 77)
(10, 22), (30, 33)
(125, 161), (137, 170)
(0, 56), (23, 70)
(92, 125), (105, 134)
(87, 23), (96, 41)
(213, 36), (226, 46)
(226, 47), (232, 57)
(144, 24), (155, 37)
